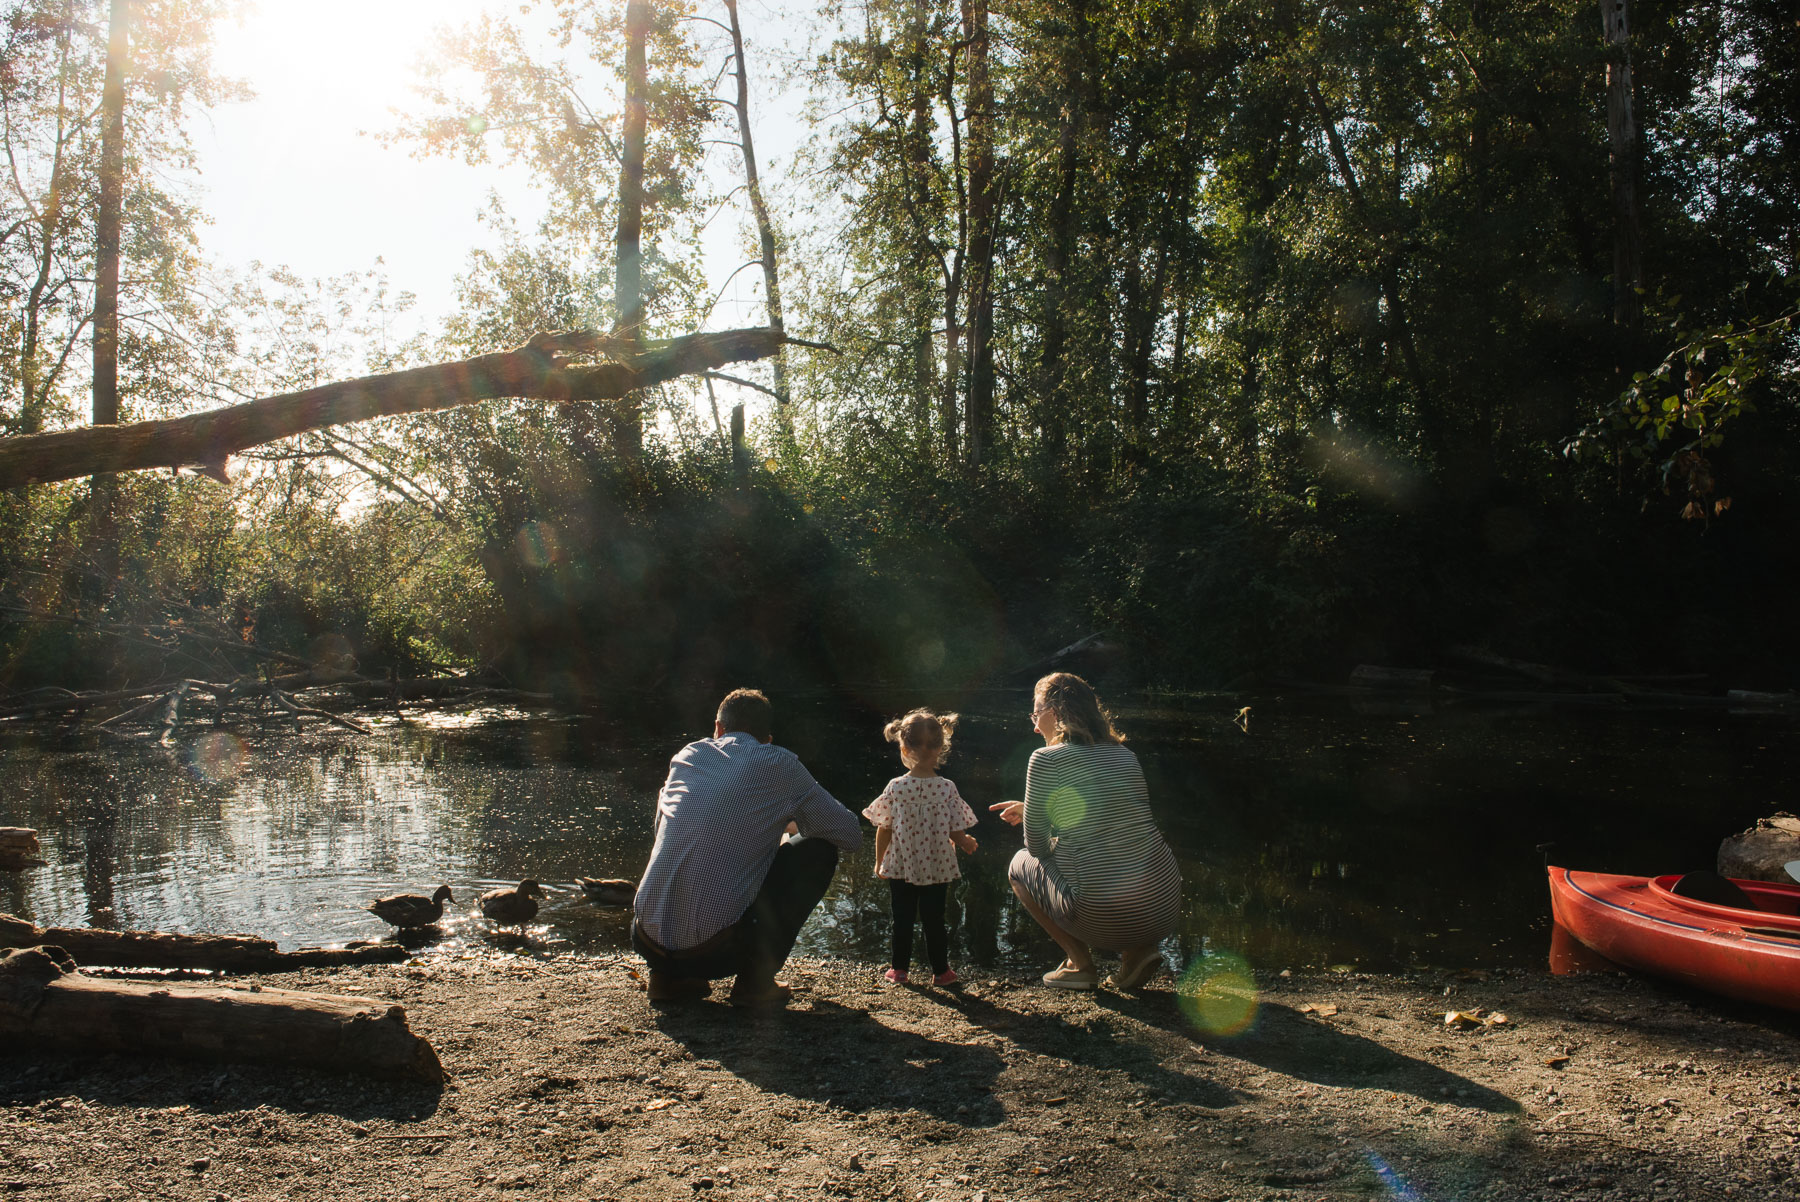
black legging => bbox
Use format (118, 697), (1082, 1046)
(889, 878), (949, 975)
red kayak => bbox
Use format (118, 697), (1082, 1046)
(1547, 865), (1800, 1011)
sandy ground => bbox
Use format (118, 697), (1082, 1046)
(3, 953), (1799, 1202)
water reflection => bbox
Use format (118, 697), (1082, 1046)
(1, 696), (1795, 974)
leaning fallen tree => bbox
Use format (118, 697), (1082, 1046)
(0, 326), (785, 491)
(0, 946), (442, 1083)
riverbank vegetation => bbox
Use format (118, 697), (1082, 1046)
(2, 0), (1796, 705)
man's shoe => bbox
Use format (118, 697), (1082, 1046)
(647, 971), (710, 1003)
(931, 968), (958, 987)
(884, 968), (908, 985)
(728, 977), (793, 1009)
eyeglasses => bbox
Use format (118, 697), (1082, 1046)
(1028, 707), (1049, 721)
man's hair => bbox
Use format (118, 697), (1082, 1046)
(716, 688), (773, 741)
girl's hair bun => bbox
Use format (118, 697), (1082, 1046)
(883, 708), (960, 761)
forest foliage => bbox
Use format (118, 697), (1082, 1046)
(1, 0), (1796, 705)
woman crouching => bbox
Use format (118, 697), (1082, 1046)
(990, 672), (1181, 990)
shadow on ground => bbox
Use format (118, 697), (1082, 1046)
(0, 1054), (443, 1122)
(651, 995), (1006, 1126)
(1088, 989), (1522, 1113)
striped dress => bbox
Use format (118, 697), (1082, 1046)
(1009, 741), (1182, 952)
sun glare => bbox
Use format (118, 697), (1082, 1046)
(199, 2), (537, 328)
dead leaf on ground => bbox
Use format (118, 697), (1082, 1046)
(1300, 1003), (1340, 1017)
(645, 1098), (676, 1111)
(1544, 1056), (1571, 1068)
(1444, 1008), (1511, 1029)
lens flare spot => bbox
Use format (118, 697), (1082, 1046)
(465, 114), (488, 135)
(515, 521), (561, 570)
(763, 457), (778, 472)
(1176, 951), (1259, 1037)
(1362, 1149), (1426, 1201)
(186, 732), (246, 783)
(1044, 785), (1087, 829)
(916, 637), (946, 671)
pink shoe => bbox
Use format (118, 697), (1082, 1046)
(884, 968), (908, 984)
(932, 969), (958, 987)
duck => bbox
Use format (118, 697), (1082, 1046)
(480, 879), (546, 930)
(366, 884), (456, 929)
(576, 877), (637, 908)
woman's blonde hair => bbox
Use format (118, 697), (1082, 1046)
(884, 708), (959, 764)
(1034, 672), (1124, 745)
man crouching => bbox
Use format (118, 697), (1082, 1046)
(631, 688), (863, 1007)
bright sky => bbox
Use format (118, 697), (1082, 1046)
(194, 1), (534, 330)
(192, 0), (806, 345)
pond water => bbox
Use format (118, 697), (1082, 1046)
(2, 690), (1795, 978)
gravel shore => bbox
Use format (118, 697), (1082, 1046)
(3, 953), (1798, 1201)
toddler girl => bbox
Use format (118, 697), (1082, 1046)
(862, 709), (979, 985)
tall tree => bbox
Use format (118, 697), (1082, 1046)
(613, 0), (651, 459)
(86, 0), (126, 582)
(402, 0), (712, 467)
(722, 0), (789, 409)
(959, 0), (994, 467)
(1602, 0), (1643, 358)
(2, 0), (239, 442)
(90, 0), (124, 433)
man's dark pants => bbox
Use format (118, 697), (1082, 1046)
(632, 836), (839, 983)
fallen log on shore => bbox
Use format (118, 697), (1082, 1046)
(0, 915), (408, 971)
(0, 828), (44, 871)
(0, 946), (441, 1083)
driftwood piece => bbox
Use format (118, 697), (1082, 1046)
(0, 326), (784, 491)
(269, 688), (373, 734)
(0, 828), (45, 871)
(1719, 814), (1800, 882)
(0, 945), (441, 1083)
(0, 914), (407, 971)
(1726, 689), (1799, 710)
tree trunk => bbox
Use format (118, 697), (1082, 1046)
(1038, 0), (1091, 464)
(0, 946), (441, 1083)
(91, 0), (126, 433)
(1602, 0), (1643, 354)
(0, 327), (784, 491)
(1123, 236), (1168, 461)
(961, 0), (996, 469)
(13, 12), (78, 438)
(907, 1), (938, 451)
(722, 0), (790, 423)
(87, 0), (129, 590)
(612, 0), (651, 461)
(937, 31), (964, 465)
